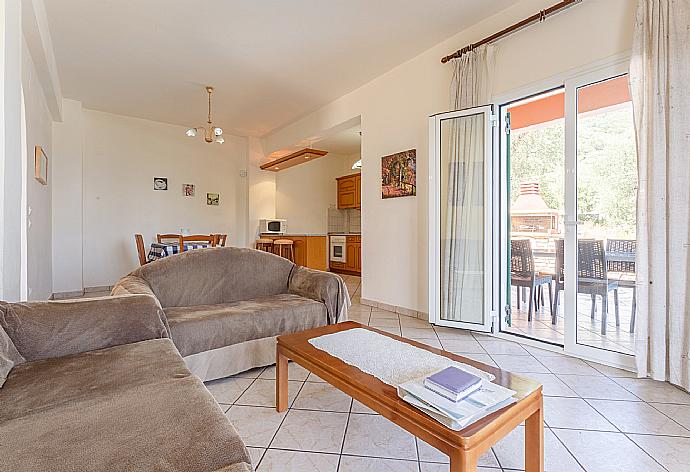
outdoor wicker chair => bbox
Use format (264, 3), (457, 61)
(510, 239), (553, 321)
(578, 239), (620, 335)
(606, 239), (636, 333)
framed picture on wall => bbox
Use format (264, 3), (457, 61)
(153, 177), (168, 191)
(182, 183), (195, 196)
(207, 193), (219, 205)
(34, 146), (48, 185)
(381, 149), (416, 199)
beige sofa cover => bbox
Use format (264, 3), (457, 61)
(0, 296), (253, 472)
(112, 247), (350, 381)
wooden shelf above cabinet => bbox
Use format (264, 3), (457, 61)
(260, 148), (328, 172)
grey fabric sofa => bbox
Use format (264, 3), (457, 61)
(0, 295), (253, 472)
(112, 247), (350, 381)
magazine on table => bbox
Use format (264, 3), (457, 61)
(397, 370), (517, 431)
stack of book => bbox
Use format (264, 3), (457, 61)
(397, 366), (516, 431)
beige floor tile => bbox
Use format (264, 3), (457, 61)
(401, 326), (438, 339)
(433, 327), (475, 341)
(419, 463), (501, 472)
(368, 318), (400, 328)
(523, 345), (568, 358)
(650, 402), (690, 430)
(588, 399), (690, 436)
(246, 447), (265, 467)
(369, 309), (399, 320)
(232, 366), (266, 379)
(538, 356), (604, 376)
(491, 354), (550, 373)
(204, 376), (254, 404)
(373, 326), (402, 336)
(408, 337), (443, 349)
(416, 439), (499, 467)
(585, 361), (637, 378)
(477, 339), (529, 355)
(225, 405), (286, 448)
(342, 413), (417, 460)
(439, 338), (486, 354)
(553, 429), (666, 472)
(307, 372), (327, 383)
(235, 379), (302, 408)
(557, 375), (639, 401)
(629, 434), (690, 472)
(270, 409), (348, 453)
(292, 382), (352, 412)
(543, 397), (616, 431)
(399, 316), (433, 327)
(256, 449), (339, 472)
(454, 353), (497, 367)
(492, 426), (584, 471)
(260, 362), (310, 381)
(611, 378), (690, 404)
(521, 373), (578, 398)
(338, 456), (418, 472)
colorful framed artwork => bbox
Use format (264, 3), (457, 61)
(207, 193), (219, 205)
(182, 183), (195, 196)
(34, 146), (48, 185)
(381, 149), (416, 199)
(153, 177), (168, 191)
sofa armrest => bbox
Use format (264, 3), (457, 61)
(0, 294), (170, 362)
(288, 267), (351, 324)
(111, 275), (159, 301)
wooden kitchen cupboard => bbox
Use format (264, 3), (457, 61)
(336, 173), (361, 209)
(259, 235), (328, 271)
(345, 235), (361, 274)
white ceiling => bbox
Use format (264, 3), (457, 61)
(44, 0), (517, 137)
(314, 126), (361, 155)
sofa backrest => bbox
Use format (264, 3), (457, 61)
(131, 247), (295, 308)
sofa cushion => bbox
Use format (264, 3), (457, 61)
(131, 247), (295, 308)
(0, 338), (187, 422)
(0, 375), (251, 472)
(165, 293), (328, 357)
(0, 323), (24, 389)
(0, 295), (169, 362)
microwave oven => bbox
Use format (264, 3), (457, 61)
(259, 219), (287, 234)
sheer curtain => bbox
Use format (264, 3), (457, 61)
(630, 0), (690, 388)
(441, 45), (494, 322)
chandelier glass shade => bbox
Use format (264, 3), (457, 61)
(186, 86), (224, 144)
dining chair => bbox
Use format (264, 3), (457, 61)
(213, 234), (228, 247)
(578, 239), (620, 335)
(606, 239), (636, 332)
(157, 234), (184, 248)
(510, 239), (553, 321)
(134, 234), (148, 266)
(181, 234), (216, 249)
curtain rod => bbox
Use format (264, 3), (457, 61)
(440, 0), (582, 64)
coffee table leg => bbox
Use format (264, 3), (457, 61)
(525, 395), (545, 472)
(449, 450), (477, 472)
(276, 346), (289, 412)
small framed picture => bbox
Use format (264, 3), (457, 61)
(182, 183), (195, 196)
(153, 177), (168, 191)
(207, 193), (219, 206)
(34, 146), (48, 185)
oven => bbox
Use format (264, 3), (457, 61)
(330, 236), (346, 263)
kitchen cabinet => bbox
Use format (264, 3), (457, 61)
(344, 235), (361, 274)
(336, 173), (361, 209)
(259, 235), (328, 271)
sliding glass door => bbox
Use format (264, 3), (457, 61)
(429, 106), (495, 331)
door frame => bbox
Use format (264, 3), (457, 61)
(493, 53), (636, 370)
(428, 105), (497, 332)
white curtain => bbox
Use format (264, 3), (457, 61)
(630, 0), (690, 388)
(441, 45), (494, 322)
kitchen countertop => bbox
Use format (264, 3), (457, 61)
(328, 233), (361, 236)
(260, 233), (328, 237)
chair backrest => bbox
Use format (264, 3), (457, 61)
(555, 238), (564, 282)
(577, 239), (607, 281)
(606, 238), (636, 273)
(134, 234), (148, 266)
(182, 234), (216, 248)
(510, 239), (534, 275)
(212, 234), (228, 247)
(157, 234), (183, 247)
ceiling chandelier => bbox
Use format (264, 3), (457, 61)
(185, 86), (224, 144)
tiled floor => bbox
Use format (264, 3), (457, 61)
(504, 286), (635, 355)
(204, 275), (690, 472)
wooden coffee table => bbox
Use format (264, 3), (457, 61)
(276, 321), (544, 472)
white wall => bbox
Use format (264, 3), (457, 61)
(246, 136), (275, 243)
(21, 37), (53, 300)
(51, 98), (83, 293)
(262, 0), (636, 313)
(275, 153), (351, 234)
(52, 107), (249, 290)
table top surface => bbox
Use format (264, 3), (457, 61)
(277, 321), (542, 447)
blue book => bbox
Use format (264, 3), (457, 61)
(424, 366), (482, 402)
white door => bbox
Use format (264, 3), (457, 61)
(429, 106), (496, 331)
